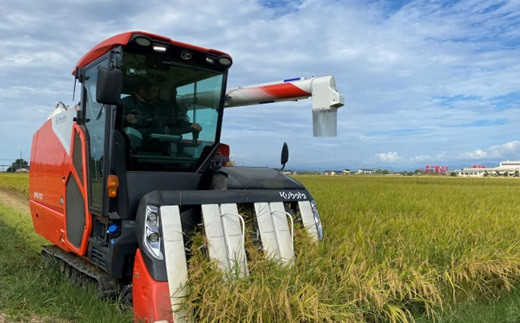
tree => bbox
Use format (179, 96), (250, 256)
(6, 159), (28, 172)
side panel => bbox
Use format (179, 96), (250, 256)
(29, 113), (92, 256)
(29, 118), (68, 214)
(30, 200), (68, 249)
(29, 117), (70, 251)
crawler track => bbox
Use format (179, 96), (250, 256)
(41, 245), (119, 298)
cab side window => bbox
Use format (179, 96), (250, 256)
(83, 59), (109, 212)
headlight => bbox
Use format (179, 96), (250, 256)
(144, 205), (163, 259)
(310, 200), (324, 240)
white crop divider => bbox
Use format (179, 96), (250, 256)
(160, 205), (188, 323)
(202, 204), (228, 272)
(202, 203), (249, 277)
(254, 202), (278, 259)
(273, 209), (295, 264)
(220, 206), (249, 277)
(254, 202), (295, 264)
(297, 201), (319, 241)
(284, 210), (295, 259)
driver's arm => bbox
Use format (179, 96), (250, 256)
(165, 101), (202, 134)
(121, 96), (138, 126)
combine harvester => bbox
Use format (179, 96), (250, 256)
(29, 31), (344, 322)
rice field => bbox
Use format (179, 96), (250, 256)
(182, 175), (520, 321)
(1, 173), (520, 321)
(0, 172), (29, 196)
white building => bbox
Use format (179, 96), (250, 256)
(356, 168), (375, 174)
(458, 160), (520, 177)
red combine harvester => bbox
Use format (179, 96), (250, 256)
(29, 31), (344, 322)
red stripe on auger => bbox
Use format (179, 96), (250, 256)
(260, 83), (310, 99)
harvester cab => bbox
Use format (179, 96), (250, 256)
(29, 31), (344, 322)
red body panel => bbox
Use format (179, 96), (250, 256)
(29, 118), (70, 250)
(29, 114), (91, 255)
(29, 118), (67, 214)
(133, 249), (173, 322)
(216, 143), (231, 166)
(74, 31), (231, 74)
(29, 199), (69, 249)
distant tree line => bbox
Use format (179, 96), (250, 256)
(5, 159), (28, 172)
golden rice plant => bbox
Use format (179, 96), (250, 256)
(180, 175), (520, 322)
(2, 173), (520, 321)
(0, 172), (29, 196)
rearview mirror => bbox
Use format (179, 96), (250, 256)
(281, 142), (289, 171)
(96, 67), (123, 105)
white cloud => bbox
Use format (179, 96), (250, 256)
(410, 155), (432, 163)
(0, 51), (67, 68)
(460, 141), (520, 160)
(375, 151), (401, 162)
(0, 0), (519, 170)
(409, 152), (449, 163)
(460, 149), (489, 159)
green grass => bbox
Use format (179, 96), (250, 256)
(2, 173), (520, 321)
(416, 285), (520, 322)
(0, 174), (132, 322)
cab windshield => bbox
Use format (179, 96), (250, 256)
(119, 51), (225, 172)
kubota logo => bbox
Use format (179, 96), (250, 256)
(279, 191), (307, 200)
(33, 192), (43, 200)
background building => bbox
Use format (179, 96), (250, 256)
(458, 161), (520, 177)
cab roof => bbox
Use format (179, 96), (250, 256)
(73, 31), (231, 75)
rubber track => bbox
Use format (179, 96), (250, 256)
(42, 245), (119, 297)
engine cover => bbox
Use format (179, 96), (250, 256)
(210, 166), (304, 190)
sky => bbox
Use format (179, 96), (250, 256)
(0, 0), (519, 171)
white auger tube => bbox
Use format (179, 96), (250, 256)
(225, 76), (345, 137)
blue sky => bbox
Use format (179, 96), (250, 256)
(0, 0), (519, 171)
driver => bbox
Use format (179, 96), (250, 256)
(121, 78), (202, 139)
